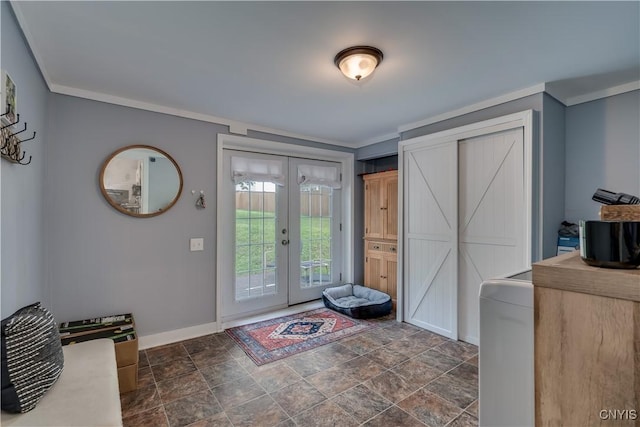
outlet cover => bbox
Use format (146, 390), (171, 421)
(190, 238), (204, 251)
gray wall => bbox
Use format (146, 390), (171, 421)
(1, 3), (49, 318)
(44, 94), (354, 336)
(565, 90), (640, 222)
(356, 138), (400, 161)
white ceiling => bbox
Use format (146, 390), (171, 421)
(10, 1), (640, 147)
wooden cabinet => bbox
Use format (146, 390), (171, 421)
(363, 170), (398, 306)
(532, 252), (640, 427)
(363, 170), (398, 240)
(364, 242), (398, 305)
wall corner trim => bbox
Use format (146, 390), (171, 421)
(9, 1), (53, 90)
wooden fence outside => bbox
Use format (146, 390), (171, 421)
(236, 192), (330, 216)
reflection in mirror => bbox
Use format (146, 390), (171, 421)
(100, 145), (183, 217)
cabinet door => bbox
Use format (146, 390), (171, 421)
(364, 178), (384, 239)
(364, 251), (384, 292)
(384, 255), (397, 302)
(384, 174), (398, 240)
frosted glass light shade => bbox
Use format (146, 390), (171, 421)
(334, 46), (383, 81)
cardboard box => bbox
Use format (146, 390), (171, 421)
(557, 236), (580, 256)
(59, 313), (134, 337)
(114, 333), (139, 368)
(117, 363), (138, 393)
(61, 327), (139, 368)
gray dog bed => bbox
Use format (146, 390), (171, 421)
(322, 284), (392, 319)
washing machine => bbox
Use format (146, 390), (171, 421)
(479, 270), (534, 427)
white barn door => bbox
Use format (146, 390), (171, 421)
(458, 128), (527, 344)
(403, 140), (458, 339)
(400, 112), (532, 345)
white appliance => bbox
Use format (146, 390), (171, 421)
(479, 270), (534, 427)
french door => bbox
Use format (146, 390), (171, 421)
(220, 150), (342, 321)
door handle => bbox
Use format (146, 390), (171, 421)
(281, 239), (290, 246)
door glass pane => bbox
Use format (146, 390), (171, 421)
(299, 184), (333, 288)
(235, 181), (277, 301)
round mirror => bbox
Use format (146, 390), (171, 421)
(99, 145), (183, 218)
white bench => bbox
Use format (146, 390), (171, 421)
(1, 339), (123, 426)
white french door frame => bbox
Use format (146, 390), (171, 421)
(216, 134), (355, 331)
(397, 110), (534, 326)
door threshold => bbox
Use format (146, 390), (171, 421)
(221, 300), (324, 330)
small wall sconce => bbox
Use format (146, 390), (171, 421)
(192, 190), (206, 209)
(334, 46), (384, 81)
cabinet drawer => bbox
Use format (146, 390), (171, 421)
(367, 241), (397, 254)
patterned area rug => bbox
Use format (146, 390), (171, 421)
(226, 308), (375, 365)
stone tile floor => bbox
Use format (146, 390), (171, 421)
(121, 314), (478, 427)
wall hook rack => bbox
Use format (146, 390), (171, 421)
(1, 109), (36, 165)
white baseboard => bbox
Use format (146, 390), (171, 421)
(138, 321), (218, 350)
(137, 300), (325, 350)
(459, 334), (479, 346)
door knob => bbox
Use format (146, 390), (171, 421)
(281, 239), (290, 245)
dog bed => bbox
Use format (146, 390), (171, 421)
(322, 284), (392, 319)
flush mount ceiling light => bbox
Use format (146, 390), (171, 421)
(334, 46), (383, 81)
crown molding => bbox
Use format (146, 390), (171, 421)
(563, 80), (640, 106)
(396, 83), (546, 135)
(50, 84), (353, 148)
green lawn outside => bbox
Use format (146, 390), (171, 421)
(235, 209), (331, 274)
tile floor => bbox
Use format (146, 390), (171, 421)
(120, 314), (478, 427)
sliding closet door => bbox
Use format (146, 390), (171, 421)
(404, 140), (458, 339)
(458, 128), (527, 344)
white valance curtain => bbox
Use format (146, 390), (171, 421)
(297, 164), (341, 189)
(231, 156), (285, 186)
(230, 156), (341, 189)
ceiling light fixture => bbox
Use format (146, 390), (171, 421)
(334, 46), (383, 81)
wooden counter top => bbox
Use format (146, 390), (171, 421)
(532, 251), (640, 302)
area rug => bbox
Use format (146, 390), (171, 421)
(226, 308), (375, 365)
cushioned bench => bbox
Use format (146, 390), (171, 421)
(323, 283), (392, 319)
(1, 339), (123, 426)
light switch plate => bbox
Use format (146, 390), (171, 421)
(190, 238), (204, 251)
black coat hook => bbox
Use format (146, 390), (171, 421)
(9, 122), (27, 137)
(17, 154), (32, 165)
(0, 114), (20, 130)
(21, 131), (36, 143)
